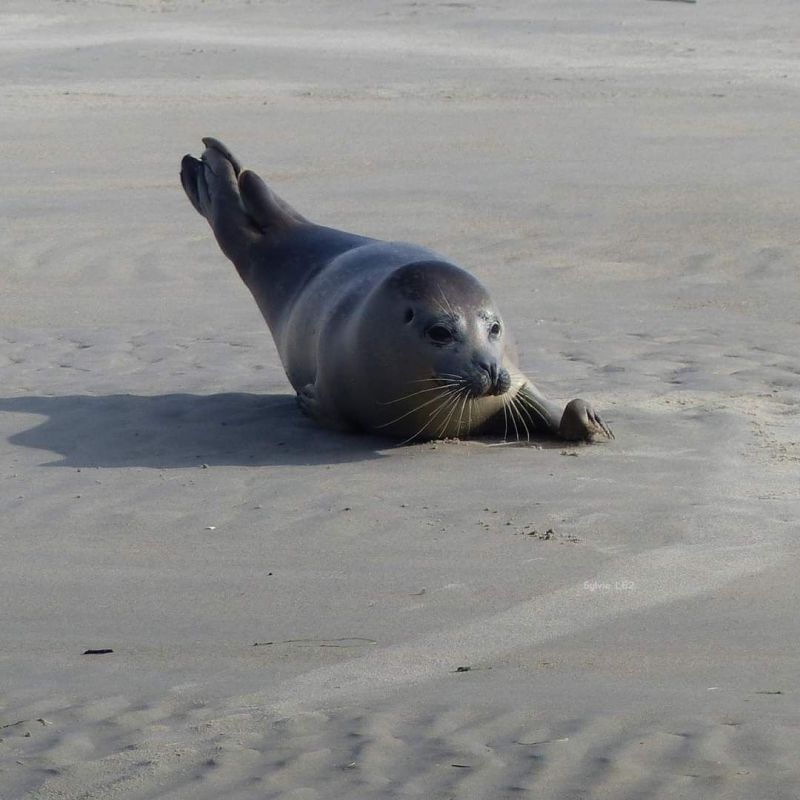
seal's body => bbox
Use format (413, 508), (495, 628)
(181, 138), (612, 442)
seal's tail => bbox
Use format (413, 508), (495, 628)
(180, 137), (307, 266)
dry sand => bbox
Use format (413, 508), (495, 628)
(2, 1), (800, 797)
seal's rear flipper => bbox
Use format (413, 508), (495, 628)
(180, 138), (307, 241)
(180, 154), (207, 217)
(201, 136), (243, 174)
(239, 169), (308, 231)
(181, 140), (256, 268)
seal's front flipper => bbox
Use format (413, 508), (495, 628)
(479, 381), (612, 443)
(296, 384), (321, 420)
(558, 398), (614, 442)
(510, 384), (613, 442)
(296, 384), (351, 432)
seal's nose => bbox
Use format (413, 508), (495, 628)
(476, 360), (498, 385)
(476, 360), (511, 396)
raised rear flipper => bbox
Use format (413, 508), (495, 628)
(180, 137), (307, 275)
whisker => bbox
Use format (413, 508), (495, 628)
(508, 394), (531, 443)
(515, 390), (552, 430)
(507, 372), (534, 395)
(428, 290), (449, 318)
(505, 373), (553, 430)
(398, 389), (459, 446)
(407, 373), (465, 385)
(513, 396), (539, 439)
(437, 388), (467, 438)
(432, 390), (462, 440)
(456, 391), (469, 437)
(376, 388), (455, 429)
(378, 382), (461, 406)
(507, 394), (521, 443)
(436, 284), (458, 320)
(507, 371), (536, 393)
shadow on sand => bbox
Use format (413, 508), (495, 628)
(0, 393), (389, 468)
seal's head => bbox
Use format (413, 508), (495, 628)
(359, 260), (514, 439)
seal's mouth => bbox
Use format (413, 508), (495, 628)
(464, 365), (511, 398)
(430, 368), (510, 399)
(377, 370), (517, 444)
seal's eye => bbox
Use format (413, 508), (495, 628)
(404, 308), (415, 324)
(489, 322), (501, 337)
(427, 324), (454, 344)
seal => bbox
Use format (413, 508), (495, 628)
(180, 138), (613, 443)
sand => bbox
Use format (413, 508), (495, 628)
(2, 0), (799, 797)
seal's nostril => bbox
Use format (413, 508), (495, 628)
(475, 360), (506, 395)
(495, 368), (511, 396)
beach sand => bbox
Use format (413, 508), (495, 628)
(2, 1), (799, 797)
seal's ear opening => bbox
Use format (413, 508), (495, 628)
(404, 308), (415, 324)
